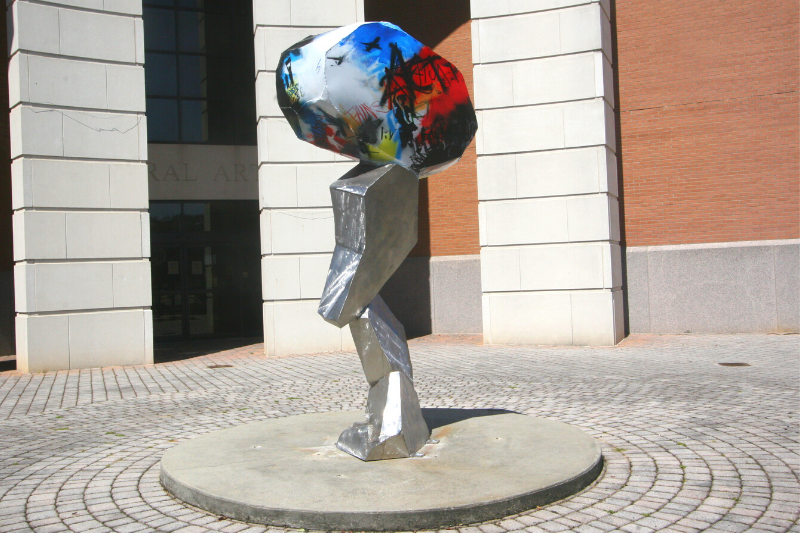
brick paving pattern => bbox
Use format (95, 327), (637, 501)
(0, 333), (798, 533)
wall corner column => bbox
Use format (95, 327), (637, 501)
(9, 0), (152, 372)
(471, 0), (623, 346)
(253, 0), (362, 356)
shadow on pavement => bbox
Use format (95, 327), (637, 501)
(422, 408), (517, 430)
(154, 337), (263, 364)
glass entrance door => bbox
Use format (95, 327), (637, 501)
(150, 201), (262, 341)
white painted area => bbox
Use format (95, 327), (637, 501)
(9, 0), (152, 371)
(474, 0), (622, 345)
(254, 0), (363, 356)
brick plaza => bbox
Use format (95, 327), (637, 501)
(0, 333), (798, 533)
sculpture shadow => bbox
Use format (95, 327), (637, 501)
(422, 408), (517, 431)
(380, 256), (433, 338)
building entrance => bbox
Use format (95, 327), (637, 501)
(150, 201), (262, 341)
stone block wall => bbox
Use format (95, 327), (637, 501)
(471, 0), (624, 345)
(253, 0), (362, 355)
(8, 0), (152, 372)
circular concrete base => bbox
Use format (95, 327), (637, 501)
(160, 410), (603, 531)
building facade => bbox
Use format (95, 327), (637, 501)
(0, 0), (797, 371)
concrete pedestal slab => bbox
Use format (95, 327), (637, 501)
(160, 410), (603, 531)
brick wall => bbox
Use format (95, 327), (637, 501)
(616, 0), (800, 246)
(365, 0), (479, 256)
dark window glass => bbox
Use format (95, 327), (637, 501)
(178, 55), (206, 97)
(178, 11), (204, 52)
(145, 53), (178, 96)
(146, 98), (179, 141)
(150, 202), (181, 233)
(143, 8), (176, 51)
(144, 0), (256, 145)
(181, 100), (206, 142)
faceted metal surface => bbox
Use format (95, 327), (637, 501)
(318, 163), (418, 328)
(336, 370), (429, 461)
(314, 162), (429, 461)
(350, 295), (413, 385)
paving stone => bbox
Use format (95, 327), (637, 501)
(0, 334), (797, 533)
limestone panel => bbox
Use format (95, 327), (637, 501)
(42, 0), (103, 10)
(470, 0), (609, 20)
(33, 262), (114, 312)
(13, 211), (67, 260)
(26, 159), (111, 209)
(269, 209), (335, 254)
(61, 110), (144, 161)
(262, 118), (336, 163)
(479, 104), (564, 155)
(264, 300), (347, 356)
(103, 0), (143, 15)
(563, 99), (615, 151)
(570, 290), (623, 345)
(256, 27), (336, 75)
(13, 263), (34, 314)
(260, 211), (272, 254)
(483, 198), (569, 246)
(566, 195), (620, 242)
(260, 164), (298, 208)
(261, 255), (301, 301)
(558, 3), (611, 58)
(296, 163), (356, 207)
(299, 254), (332, 299)
(482, 291), (573, 345)
(253, 0), (291, 29)
(290, 0), (357, 27)
(480, 247), (521, 292)
(477, 147), (618, 201)
(109, 163), (149, 209)
(106, 65), (146, 112)
(15, 314), (70, 373)
(646, 245), (779, 334)
(9, 2), (60, 56)
(10, 105), (64, 158)
(474, 10), (560, 64)
(255, 72), (281, 119)
(474, 53), (606, 111)
(7, 54), (28, 106)
(65, 212), (143, 259)
(59, 8), (137, 63)
(518, 244), (606, 291)
(68, 310), (148, 368)
(25, 55), (107, 109)
(112, 261), (152, 308)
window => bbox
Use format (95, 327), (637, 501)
(143, 0), (257, 145)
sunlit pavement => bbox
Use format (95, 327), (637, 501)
(0, 333), (798, 533)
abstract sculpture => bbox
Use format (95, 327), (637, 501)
(277, 22), (477, 460)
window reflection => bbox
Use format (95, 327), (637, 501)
(145, 98), (179, 141)
(145, 53), (178, 96)
(143, 0), (256, 145)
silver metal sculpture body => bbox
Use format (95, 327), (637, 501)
(276, 23), (477, 461)
(320, 163), (430, 460)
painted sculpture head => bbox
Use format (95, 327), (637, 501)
(276, 22), (478, 176)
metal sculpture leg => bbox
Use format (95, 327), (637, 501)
(318, 163), (430, 461)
